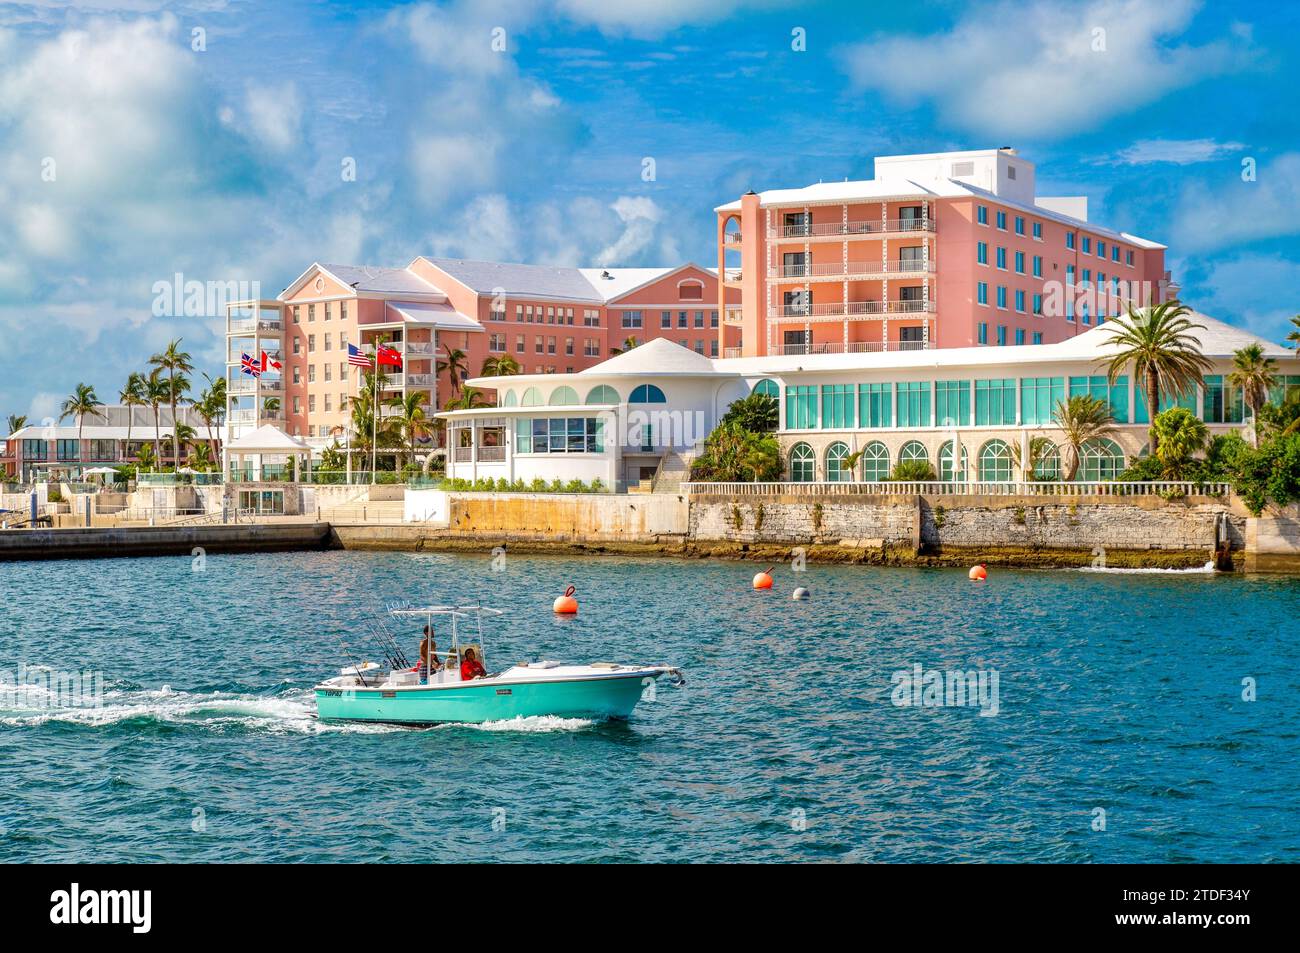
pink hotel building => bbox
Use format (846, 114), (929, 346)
(715, 148), (1174, 357)
(223, 147), (1174, 451)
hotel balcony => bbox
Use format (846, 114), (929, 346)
(767, 217), (937, 242)
(722, 231), (743, 246)
(768, 259), (936, 282)
(227, 317), (284, 335)
(228, 378), (283, 395)
(768, 299), (936, 322)
(722, 269), (743, 287)
(405, 373), (435, 386)
(228, 409), (284, 423)
(771, 340), (932, 356)
(722, 309), (743, 325)
(401, 341), (437, 356)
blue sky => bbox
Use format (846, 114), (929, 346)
(1, 0), (1297, 423)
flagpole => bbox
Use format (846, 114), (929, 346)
(370, 350), (378, 480)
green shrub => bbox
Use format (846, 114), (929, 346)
(563, 478), (586, 494)
(889, 459), (937, 481)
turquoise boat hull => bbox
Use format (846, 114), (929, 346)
(315, 673), (654, 725)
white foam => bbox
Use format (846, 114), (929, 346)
(1077, 561), (1217, 575)
(470, 715), (597, 733)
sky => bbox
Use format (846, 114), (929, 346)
(1, 0), (1298, 423)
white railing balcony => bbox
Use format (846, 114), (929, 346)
(768, 217), (937, 240)
(723, 310), (743, 325)
(723, 232), (743, 245)
(770, 299), (935, 320)
(228, 378), (283, 395)
(405, 373), (435, 386)
(771, 340), (931, 356)
(403, 342), (436, 355)
(723, 269), (742, 284)
(230, 409), (283, 423)
(722, 347), (743, 358)
(769, 259), (935, 280)
(477, 445), (506, 463)
(228, 318), (284, 335)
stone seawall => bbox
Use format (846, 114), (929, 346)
(0, 522), (333, 561)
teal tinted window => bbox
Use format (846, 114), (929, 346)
(935, 380), (971, 427)
(820, 384), (855, 429)
(753, 378), (779, 398)
(785, 386), (818, 430)
(861, 441), (890, 481)
(789, 443), (815, 481)
(896, 381), (931, 428)
(858, 383), (892, 428)
(975, 378), (1017, 425)
(1021, 377), (1065, 426)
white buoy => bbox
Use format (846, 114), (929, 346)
(792, 587), (810, 601)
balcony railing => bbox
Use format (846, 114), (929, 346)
(723, 269), (742, 284)
(770, 299), (934, 320)
(723, 232), (743, 245)
(405, 373), (435, 386)
(722, 347), (743, 358)
(229, 409), (284, 423)
(403, 342), (436, 355)
(681, 480), (1231, 498)
(769, 259), (935, 280)
(769, 218), (936, 240)
(228, 378), (282, 394)
(771, 340), (930, 356)
(228, 319), (283, 335)
(723, 309), (743, 325)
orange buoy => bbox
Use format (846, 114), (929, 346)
(968, 564), (988, 581)
(753, 566), (774, 590)
(553, 585), (578, 614)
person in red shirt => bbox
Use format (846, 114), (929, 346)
(460, 647), (487, 681)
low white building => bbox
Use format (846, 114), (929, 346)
(439, 313), (1300, 490)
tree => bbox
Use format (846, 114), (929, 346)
(689, 423), (782, 482)
(1233, 432), (1300, 515)
(149, 338), (193, 467)
(1287, 315), (1300, 355)
(608, 336), (640, 355)
(59, 383), (105, 470)
(143, 369), (170, 470)
(135, 443), (157, 471)
(5, 414), (26, 436)
(1010, 435), (1056, 481)
(443, 386), (488, 412)
(189, 443), (213, 470)
(1227, 343), (1278, 446)
(436, 346), (468, 397)
(1151, 407), (1208, 479)
(387, 390), (431, 467)
(890, 459), (937, 481)
(719, 392), (778, 433)
(480, 354), (521, 377)
(193, 373), (226, 457)
(163, 423), (198, 462)
(1098, 300), (1211, 453)
(119, 372), (147, 452)
(1053, 394), (1116, 481)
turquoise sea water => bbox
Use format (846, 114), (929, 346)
(1, 549), (1296, 863)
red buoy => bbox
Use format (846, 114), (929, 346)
(753, 566), (774, 590)
(969, 564), (988, 581)
(553, 585), (578, 614)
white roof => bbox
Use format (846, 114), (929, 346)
(421, 257), (710, 304)
(578, 337), (724, 376)
(224, 424), (311, 453)
(386, 301), (484, 332)
(578, 265), (695, 301)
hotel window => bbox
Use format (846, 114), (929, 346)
(622, 310), (643, 329)
(340, 301), (348, 320)
(515, 334), (525, 354)
(858, 383), (892, 428)
(584, 338), (600, 357)
(1126, 250), (1135, 266)
(1082, 236), (1092, 254)
(1097, 241), (1106, 259)
(292, 396), (301, 414)
(565, 337), (574, 356)
(535, 337), (544, 354)
(1032, 222), (1042, 240)
(516, 417), (605, 455)
(1015, 290), (1026, 312)
(324, 302), (332, 321)
(996, 286), (1007, 309)
(820, 384), (855, 429)
(1112, 246), (1121, 262)
(1066, 232), (1075, 250)
(977, 241), (988, 265)
(1032, 332), (1043, 345)
(489, 333), (506, 352)
(975, 378), (1016, 425)
(694, 311), (705, 328)
(292, 367), (301, 384)
(977, 205), (988, 225)
(710, 340), (719, 357)
(566, 308), (575, 324)
(547, 336), (556, 355)
(292, 305), (301, 324)
(339, 362), (345, 378)
(1070, 374), (1130, 423)
(56, 439), (78, 461)
(785, 386), (818, 430)
(711, 311), (719, 328)
(996, 325), (1007, 346)
(996, 210), (1007, 230)
(308, 395), (316, 413)
(308, 365), (316, 383)
(526, 305), (534, 322)
(1082, 268), (1091, 286)
(695, 340), (705, 354)
(324, 364), (332, 382)
(1202, 376), (1246, 424)
(977, 282), (989, 306)
(1066, 265), (1075, 286)
(996, 247), (1006, 269)
(896, 382), (931, 428)
(308, 303), (316, 322)
(1014, 328), (1025, 345)
(678, 311), (688, 328)
(584, 309), (600, 327)
(1014, 251), (1025, 274)
(515, 306), (524, 321)
(935, 380), (971, 427)
(1014, 216), (1025, 235)
(977, 322), (988, 345)
(489, 305), (505, 322)
(1032, 293), (1043, 315)
(324, 333), (332, 351)
(661, 310), (672, 329)
(1032, 255), (1043, 278)
(292, 337), (301, 355)
(308, 334), (316, 352)
(547, 307), (555, 324)
(323, 395), (332, 413)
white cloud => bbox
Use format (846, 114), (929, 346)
(1169, 153), (1300, 253)
(242, 81), (303, 152)
(840, 0), (1246, 138)
(1109, 138), (1247, 165)
(1193, 253), (1300, 343)
(553, 0), (774, 37)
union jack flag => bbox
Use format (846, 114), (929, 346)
(240, 353), (262, 377)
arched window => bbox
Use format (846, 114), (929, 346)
(520, 387), (542, 407)
(939, 441), (969, 482)
(978, 439), (1012, 482)
(899, 441), (929, 465)
(585, 385), (619, 405)
(1080, 438), (1125, 481)
(629, 384), (667, 404)
(753, 378), (779, 398)
(790, 442), (815, 482)
(825, 441), (852, 482)
(861, 441), (890, 482)
(501, 390), (517, 407)
(549, 385), (579, 406)
(1032, 441), (1061, 481)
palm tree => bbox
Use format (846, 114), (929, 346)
(189, 443), (214, 470)
(119, 372), (146, 454)
(5, 414), (26, 436)
(436, 346), (468, 397)
(1053, 395), (1117, 481)
(149, 339), (193, 466)
(135, 443), (157, 472)
(443, 386), (488, 412)
(608, 336), (640, 356)
(192, 375), (225, 459)
(480, 353), (521, 377)
(387, 390), (431, 466)
(264, 397), (281, 415)
(59, 383), (105, 471)
(1151, 407), (1208, 479)
(1010, 435), (1056, 481)
(1228, 343), (1278, 447)
(163, 423), (198, 463)
(1287, 315), (1300, 355)
(143, 369), (170, 470)
(1098, 300), (1211, 453)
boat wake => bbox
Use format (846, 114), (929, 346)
(469, 715), (598, 733)
(1076, 561), (1217, 575)
(0, 681), (399, 735)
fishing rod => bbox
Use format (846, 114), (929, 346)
(335, 635), (373, 688)
(369, 613), (410, 669)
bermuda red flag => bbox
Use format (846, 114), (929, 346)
(376, 343), (403, 369)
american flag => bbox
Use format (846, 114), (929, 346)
(347, 343), (373, 368)
(240, 353), (262, 377)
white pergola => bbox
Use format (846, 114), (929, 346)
(223, 425), (312, 481)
